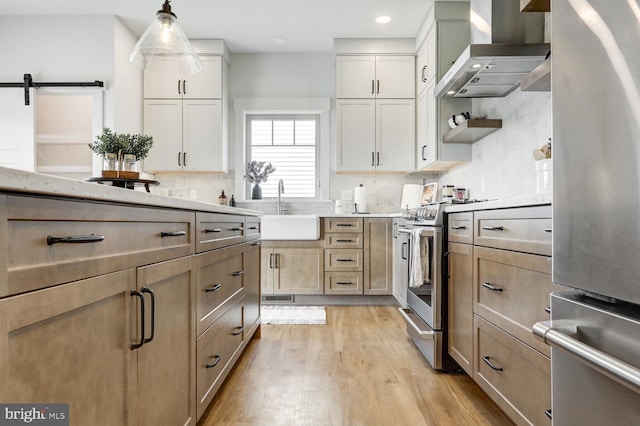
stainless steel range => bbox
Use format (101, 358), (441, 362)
(395, 203), (458, 371)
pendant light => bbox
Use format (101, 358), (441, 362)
(129, 0), (203, 75)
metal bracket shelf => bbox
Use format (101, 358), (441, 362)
(443, 119), (503, 144)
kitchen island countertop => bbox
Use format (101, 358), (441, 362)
(0, 166), (261, 216)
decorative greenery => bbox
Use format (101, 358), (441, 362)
(88, 128), (154, 160)
(245, 161), (275, 184)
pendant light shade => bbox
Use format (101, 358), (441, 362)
(129, 0), (203, 75)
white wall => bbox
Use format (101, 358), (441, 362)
(438, 89), (552, 201)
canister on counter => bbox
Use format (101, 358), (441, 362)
(442, 185), (454, 200)
(453, 187), (466, 202)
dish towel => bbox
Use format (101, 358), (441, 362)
(409, 228), (423, 288)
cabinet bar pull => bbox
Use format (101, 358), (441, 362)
(177, 80), (181, 95)
(232, 270), (244, 277)
(401, 242), (408, 260)
(482, 225), (504, 231)
(376, 151), (380, 166)
(205, 284), (222, 293)
(183, 80), (186, 95)
(130, 289), (145, 350)
(376, 79), (380, 94)
(545, 228), (552, 233)
(46, 234), (104, 245)
(371, 151), (375, 166)
(269, 253), (273, 269)
(232, 326), (244, 336)
(336, 223), (354, 227)
(161, 230), (187, 237)
(371, 79), (375, 94)
(251, 242), (261, 246)
(275, 253), (280, 269)
(336, 239), (354, 243)
(421, 65), (427, 82)
(249, 226), (259, 230)
(231, 226), (244, 231)
(336, 258), (353, 262)
(336, 281), (352, 285)
(421, 145), (427, 161)
(451, 225), (467, 230)
(482, 356), (503, 371)
(545, 409), (552, 419)
(545, 306), (551, 314)
(141, 287), (155, 344)
(205, 228), (222, 233)
(482, 282), (503, 292)
(206, 355), (222, 368)
(183, 152), (187, 167)
(178, 152), (182, 166)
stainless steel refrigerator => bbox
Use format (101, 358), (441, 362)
(532, 0), (640, 424)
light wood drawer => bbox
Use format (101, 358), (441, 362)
(4, 195), (194, 297)
(324, 249), (362, 272)
(474, 315), (551, 426)
(474, 206), (551, 255)
(196, 212), (245, 252)
(324, 233), (363, 249)
(195, 244), (245, 336)
(324, 272), (363, 295)
(324, 217), (363, 233)
(196, 294), (244, 420)
(474, 246), (556, 356)
(447, 212), (473, 244)
(245, 217), (261, 242)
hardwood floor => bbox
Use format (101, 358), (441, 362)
(198, 305), (512, 426)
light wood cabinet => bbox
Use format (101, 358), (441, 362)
(364, 218), (393, 295)
(243, 241), (261, 337)
(143, 55), (227, 173)
(336, 55), (415, 99)
(447, 241), (474, 375)
(0, 269), (136, 425)
(324, 217), (364, 295)
(336, 99), (415, 172)
(135, 256), (196, 426)
(261, 248), (324, 295)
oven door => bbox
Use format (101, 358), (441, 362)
(403, 226), (442, 331)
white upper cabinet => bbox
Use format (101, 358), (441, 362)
(336, 55), (415, 99)
(144, 56), (222, 99)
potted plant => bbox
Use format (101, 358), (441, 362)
(89, 128), (153, 179)
(244, 161), (275, 199)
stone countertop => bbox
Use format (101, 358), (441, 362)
(321, 213), (402, 218)
(444, 194), (552, 213)
(0, 166), (262, 216)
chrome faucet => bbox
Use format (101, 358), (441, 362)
(277, 179), (286, 215)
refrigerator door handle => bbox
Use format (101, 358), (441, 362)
(533, 320), (640, 394)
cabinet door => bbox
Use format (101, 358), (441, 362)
(447, 242), (474, 375)
(336, 55), (376, 98)
(336, 99), (376, 172)
(136, 256), (196, 426)
(364, 218), (392, 295)
(376, 99), (415, 172)
(415, 86), (434, 170)
(274, 248), (324, 295)
(182, 99), (224, 172)
(0, 270), (136, 425)
(244, 241), (261, 334)
(144, 56), (222, 99)
(260, 248), (275, 295)
(143, 99), (183, 172)
(375, 56), (415, 99)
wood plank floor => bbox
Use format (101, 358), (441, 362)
(198, 305), (513, 426)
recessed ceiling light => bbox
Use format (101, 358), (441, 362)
(376, 16), (391, 24)
(471, 63), (482, 69)
(447, 90), (456, 95)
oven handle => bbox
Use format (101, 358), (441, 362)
(398, 227), (438, 237)
(398, 308), (434, 340)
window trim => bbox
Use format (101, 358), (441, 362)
(233, 98), (330, 202)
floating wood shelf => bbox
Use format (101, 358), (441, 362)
(443, 119), (502, 144)
(521, 58), (551, 92)
(520, 0), (550, 12)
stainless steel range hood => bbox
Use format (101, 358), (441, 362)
(434, 0), (550, 98)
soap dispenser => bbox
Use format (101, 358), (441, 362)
(218, 190), (228, 206)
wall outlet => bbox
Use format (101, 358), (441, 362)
(190, 189), (197, 200)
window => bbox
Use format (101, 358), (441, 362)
(247, 115), (318, 198)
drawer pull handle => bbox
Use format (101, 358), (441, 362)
(545, 228), (552, 233)
(232, 270), (244, 277)
(249, 226), (259, 230)
(130, 289), (145, 350)
(452, 225), (467, 230)
(205, 228), (223, 233)
(545, 409), (552, 419)
(545, 306), (551, 314)
(482, 356), (503, 371)
(336, 223), (354, 227)
(206, 355), (222, 369)
(251, 242), (261, 246)
(205, 284), (222, 293)
(161, 230), (187, 237)
(482, 282), (503, 292)
(336, 258), (353, 262)
(46, 234), (104, 245)
(336, 239), (354, 243)
(232, 326), (244, 336)
(336, 281), (352, 285)
(482, 226), (504, 231)
(231, 226), (244, 232)
(141, 287), (155, 344)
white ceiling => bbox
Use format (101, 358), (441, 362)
(0, 0), (464, 53)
